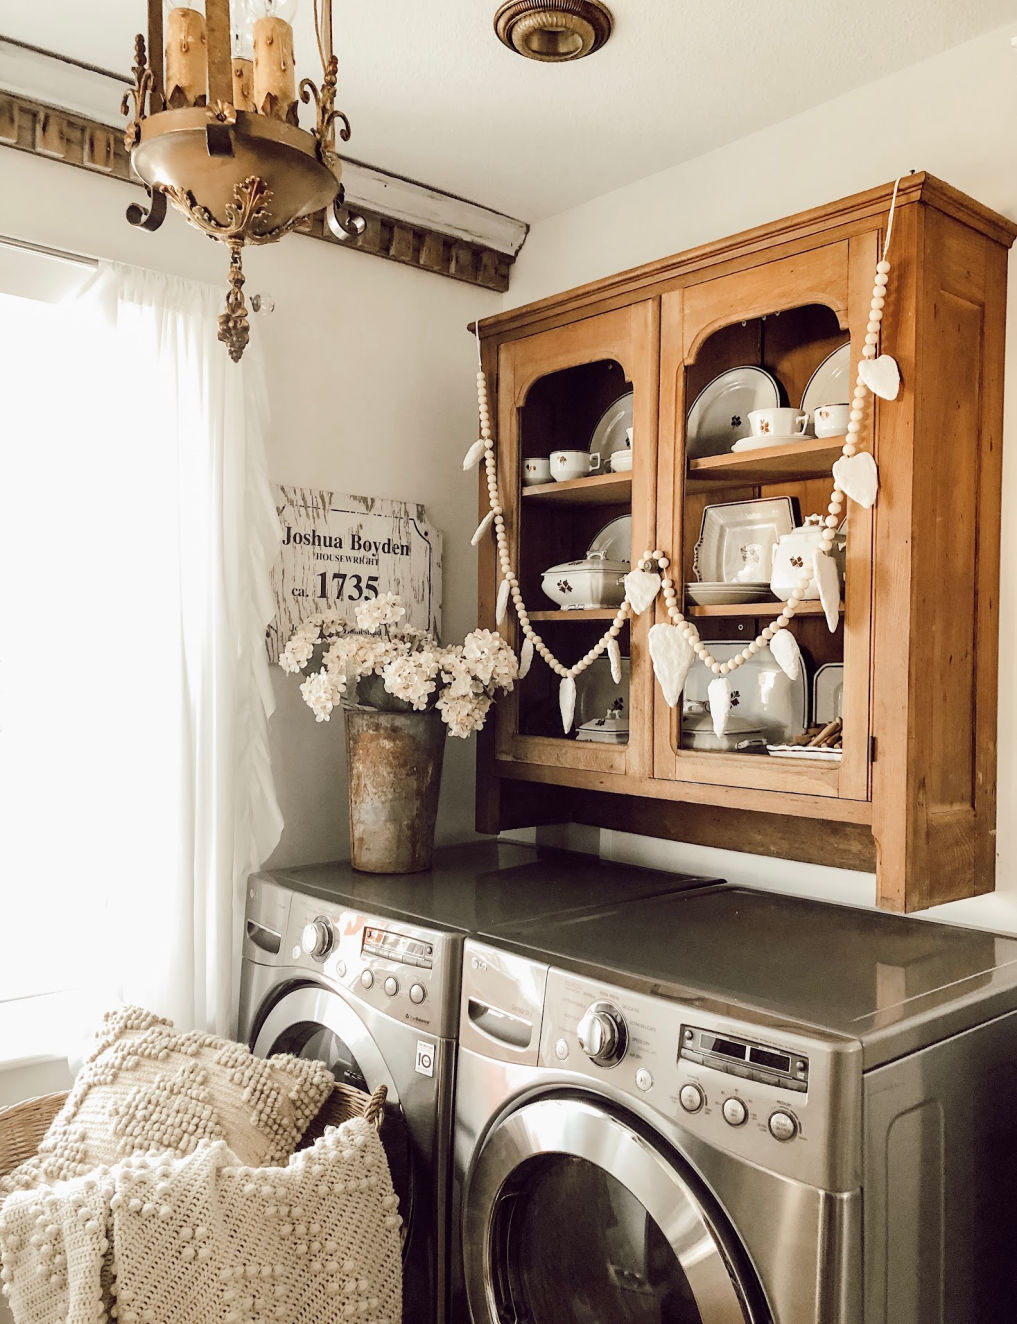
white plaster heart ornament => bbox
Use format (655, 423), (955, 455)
(648, 624), (695, 708)
(769, 628), (802, 681)
(462, 438), (487, 471)
(624, 570), (661, 616)
(559, 675), (577, 734)
(495, 577), (511, 625)
(858, 353), (901, 401)
(518, 634), (534, 680)
(607, 636), (623, 685)
(832, 451), (879, 509)
(707, 676), (732, 737)
(813, 548), (842, 633)
(470, 509), (494, 546)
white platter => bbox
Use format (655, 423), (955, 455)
(589, 392), (633, 465)
(686, 366), (781, 459)
(812, 662), (844, 726)
(801, 344), (851, 419)
(766, 744), (842, 762)
(693, 497), (796, 584)
(686, 582), (773, 606)
(683, 642), (806, 744)
(587, 514), (631, 563)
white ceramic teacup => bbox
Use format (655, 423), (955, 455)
(523, 457), (552, 485)
(550, 449), (601, 481)
(748, 407), (809, 440)
(812, 403), (850, 437)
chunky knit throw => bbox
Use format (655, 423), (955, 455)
(1, 1008), (337, 1202)
(0, 1117), (402, 1324)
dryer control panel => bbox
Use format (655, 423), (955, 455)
(537, 965), (861, 1193)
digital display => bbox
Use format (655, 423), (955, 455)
(704, 1035), (747, 1061)
(362, 927), (433, 968)
(749, 1047), (792, 1073)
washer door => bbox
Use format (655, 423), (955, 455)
(251, 983), (413, 1232)
(463, 1095), (759, 1324)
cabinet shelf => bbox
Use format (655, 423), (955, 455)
(686, 600), (843, 618)
(528, 608), (623, 621)
(522, 472), (632, 505)
(686, 437), (844, 492)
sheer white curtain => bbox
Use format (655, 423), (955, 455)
(1, 260), (282, 1048)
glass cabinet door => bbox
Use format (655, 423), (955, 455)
(488, 301), (659, 779)
(652, 237), (876, 809)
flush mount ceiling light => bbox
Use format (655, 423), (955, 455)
(494, 1), (613, 62)
(122, 0), (365, 361)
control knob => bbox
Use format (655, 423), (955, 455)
(300, 916), (333, 960)
(576, 1003), (628, 1067)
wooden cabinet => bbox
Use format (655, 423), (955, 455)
(474, 175), (1015, 912)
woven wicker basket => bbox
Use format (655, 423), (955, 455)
(0, 1081), (386, 1182)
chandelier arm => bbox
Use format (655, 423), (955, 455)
(327, 186), (366, 240)
(205, 0), (234, 106)
(146, 0), (164, 109)
(126, 185), (168, 232)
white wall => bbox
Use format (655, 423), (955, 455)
(0, 148), (499, 869)
(502, 20), (1017, 933)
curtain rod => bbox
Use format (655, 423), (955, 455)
(0, 233), (98, 268)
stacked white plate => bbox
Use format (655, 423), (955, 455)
(686, 582), (774, 607)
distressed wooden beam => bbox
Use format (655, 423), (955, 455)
(0, 88), (514, 292)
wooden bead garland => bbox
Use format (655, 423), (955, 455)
(469, 176), (905, 727)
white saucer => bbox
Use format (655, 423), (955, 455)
(731, 434), (811, 453)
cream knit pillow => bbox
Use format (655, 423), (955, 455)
(0, 1007), (336, 1199)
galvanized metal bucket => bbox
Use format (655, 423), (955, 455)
(343, 704), (447, 873)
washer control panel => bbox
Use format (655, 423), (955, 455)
(285, 899), (460, 1037)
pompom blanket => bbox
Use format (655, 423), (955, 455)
(0, 1116), (401, 1324)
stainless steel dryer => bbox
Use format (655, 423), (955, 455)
(240, 841), (719, 1324)
(454, 886), (1017, 1324)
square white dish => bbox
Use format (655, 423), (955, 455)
(692, 497), (796, 584)
(682, 641), (806, 744)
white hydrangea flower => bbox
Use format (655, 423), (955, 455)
(299, 668), (345, 722)
(355, 592), (406, 631)
(462, 628), (519, 691)
(382, 649), (442, 710)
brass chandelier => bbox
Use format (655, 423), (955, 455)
(122, 0), (364, 361)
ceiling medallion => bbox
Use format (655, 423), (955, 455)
(494, 1), (613, 62)
(122, 1), (365, 361)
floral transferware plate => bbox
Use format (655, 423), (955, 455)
(686, 366), (781, 459)
(692, 497), (796, 584)
(587, 514), (632, 563)
(589, 391), (633, 466)
(801, 344), (851, 419)
(812, 662), (844, 726)
(683, 641), (806, 744)
(575, 656), (629, 728)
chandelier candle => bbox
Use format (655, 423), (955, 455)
(164, 7), (208, 108)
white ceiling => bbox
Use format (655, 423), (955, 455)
(1, 1), (1014, 221)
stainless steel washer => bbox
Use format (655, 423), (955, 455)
(454, 886), (1017, 1323)
(240, 841), (719, 1324)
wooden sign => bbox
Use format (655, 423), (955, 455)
(267, 484), (443, 663)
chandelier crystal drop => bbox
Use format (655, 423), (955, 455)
(122, 0), (365, 361)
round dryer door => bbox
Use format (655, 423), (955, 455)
(463, 1096), (760, 1323)
(251, 984), (414, 1235)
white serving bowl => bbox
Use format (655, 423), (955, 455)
(541, 554), (628, 609)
